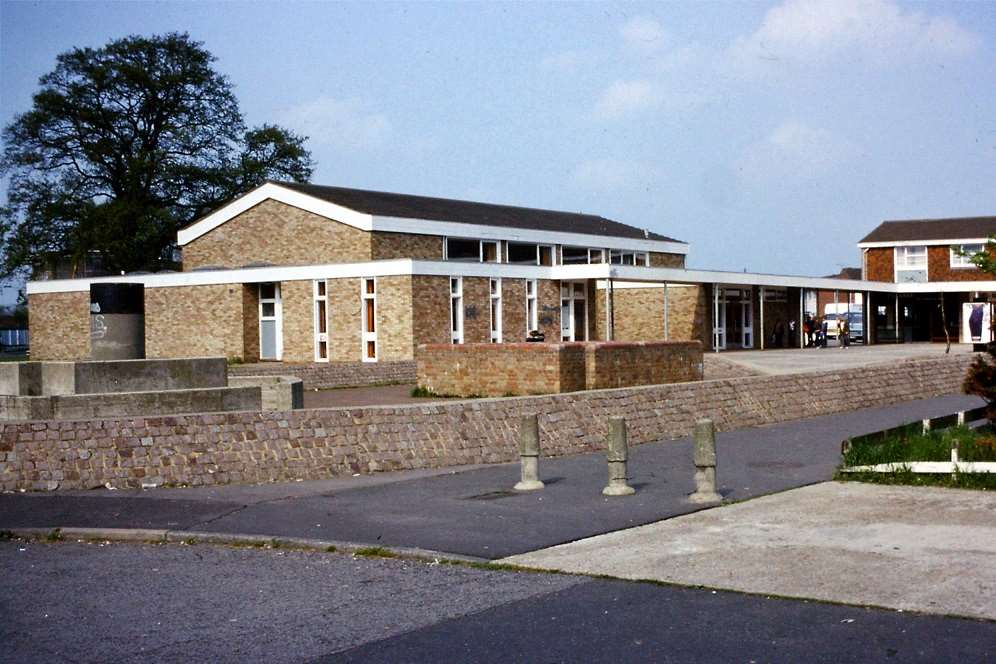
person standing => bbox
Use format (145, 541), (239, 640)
(820, 317), (828, 348)
(841, 316), (850, 349)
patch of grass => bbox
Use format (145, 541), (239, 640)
(45, 528), (64, 542)
(353, 546), (398, 558)
(410, 386), (437, 398)
(838, 425), (996, 490)
(0, 530), (16, 541)
(325, 545), (338, 553)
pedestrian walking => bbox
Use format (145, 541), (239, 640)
(841, 316), (850, 349)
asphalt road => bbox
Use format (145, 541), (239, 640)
(0, 393), (982, 559)
(2, 540), (992, 663)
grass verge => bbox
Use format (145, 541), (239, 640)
(836, 425), (996, 490)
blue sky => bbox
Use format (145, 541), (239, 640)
(2, 0), (996, 305)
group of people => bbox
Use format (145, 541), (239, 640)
(803, 314), (850, 349)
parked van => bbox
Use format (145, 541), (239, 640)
(823, 304), (863, 342)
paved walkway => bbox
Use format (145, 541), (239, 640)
(505, 482), (996, 621)
(719, 342), (974, 375)
(0, 393), (982, 559)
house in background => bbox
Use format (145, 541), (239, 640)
(859, 217), (996, 343)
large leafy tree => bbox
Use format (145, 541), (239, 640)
(1, 32), (313, 277)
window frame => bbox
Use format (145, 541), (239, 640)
(360, 278), (377, 362)
(950, 244), (985, 269)
(490, 277), (502, 343)
(450, 277), (464, 344)
(313, 279), (328, 362)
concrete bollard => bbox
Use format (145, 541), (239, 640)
(689, 419), (723, 503)
(513, 414), (544, 491)
(602, 417), (636, 496)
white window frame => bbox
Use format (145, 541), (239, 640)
(450, 277), (464, 344)
(361, 278), (377, 362)
(950, 244), (984, 269)
(538, 244), (556, 266)
(526, 279), (538, 334)
(490, 277), (502, 343)
(894, 245), (928, 282)
(444, 237), (503, 264)
(560, 281), (587, 342)
(313, 279), (328, 362)
(258, 282), (283, 361)
(609, 250), (648, 266)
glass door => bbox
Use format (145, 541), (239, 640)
(560, 281), (588, 341)
(259, 283), (282, 360)
(742, 300), (753, 348)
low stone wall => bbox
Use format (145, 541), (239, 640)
(229, 361), (416, 390)
(0, 354), (975, 491)
(0, 357), (228, 396)
(1, 386), (261, 422)
(228, 375), (304, 411)
(416, 341), (703, 397)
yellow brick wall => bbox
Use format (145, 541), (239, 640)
(242, 285), (260, 362)
(182, 199), (372, 269)
(665, 285), (707, 344)
(28, 291), (91, 360)
(650, 252), (685, 268)
(328, 278), (362, 362)
(537, 279), (561, 342)
(376, 275), (414, 361)
(279, 280), (314, 362)
(372, 233), (444, 260)
(412, 276), (451, 347)
(145, 285), (246, 360)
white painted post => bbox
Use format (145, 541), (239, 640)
(513, 414), (544, 491)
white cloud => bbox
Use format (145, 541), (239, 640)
(620, 16), (668, 52)
(737, 120), (858, 183)
(594, 79), (660, 118)
(730, 0), (980, 71)
(277, 96), (391, 151)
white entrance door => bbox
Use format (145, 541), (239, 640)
(560, 281), (588, 341)
(259, 282), (282, 360)
(742, 300), (753, 348)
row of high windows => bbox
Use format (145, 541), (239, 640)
(443, 238), (651, 267)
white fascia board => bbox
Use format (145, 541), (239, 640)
(27, 259), (417, 294)
(857, 238), (993, 249)
(176, 183), (374, 245)
(896, 281), (996, 294)
(371, 215), (688, 254)
(604, 264), (900, 292)
(594, 280), (695, 290)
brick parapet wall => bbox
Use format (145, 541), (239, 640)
(416, 341), (703, 397)
(229, 361), (416, 389)
(0, 354), (976, 491)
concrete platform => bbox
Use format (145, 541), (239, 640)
(718, 342), (975, 376)
(504, 481), (996, 621)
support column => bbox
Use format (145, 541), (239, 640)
(713, 284), (720, 352)
(895, 294), (900, 344)
(604, 278), (613, 341)
(799, 288), (805, 348)
(663, 283), (670, 341)
(760, 286), (765, 350)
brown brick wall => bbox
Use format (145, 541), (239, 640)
(865, 248), (894, 282)
(27, 292), (91, 361)
(412, 276), (451, 346)
(650, 252), (685, 268)
(182, 199), (372, 270)
(501, 279), (528, 343)
(927, 245), (994, 282)
(462, 277), (491, 344)
(230, 360), (416, 389)
(2, 354), (974, 491)
(537, 280), (561, 342)
(371, 232), (444, 260)
(279, 280), (314, 362)
(145, 285), (246, 360)
(417, 341), (702, 397)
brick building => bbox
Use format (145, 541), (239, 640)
(26, 182), (996, 366)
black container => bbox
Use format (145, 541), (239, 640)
(90, 283), (145, 360)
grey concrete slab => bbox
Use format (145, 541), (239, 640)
(719, 342), (975, 375)
(505, 482), (996, 621)
(1, 393), (981, 560)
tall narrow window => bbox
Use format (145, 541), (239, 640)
(450, 277), (464, 344)
(259, 283), (282, 360)
(526, 279), (538, 335)
(313, 280), (328, 361)
(490, 278), (502, 343)
(361, 278), (377, 361)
